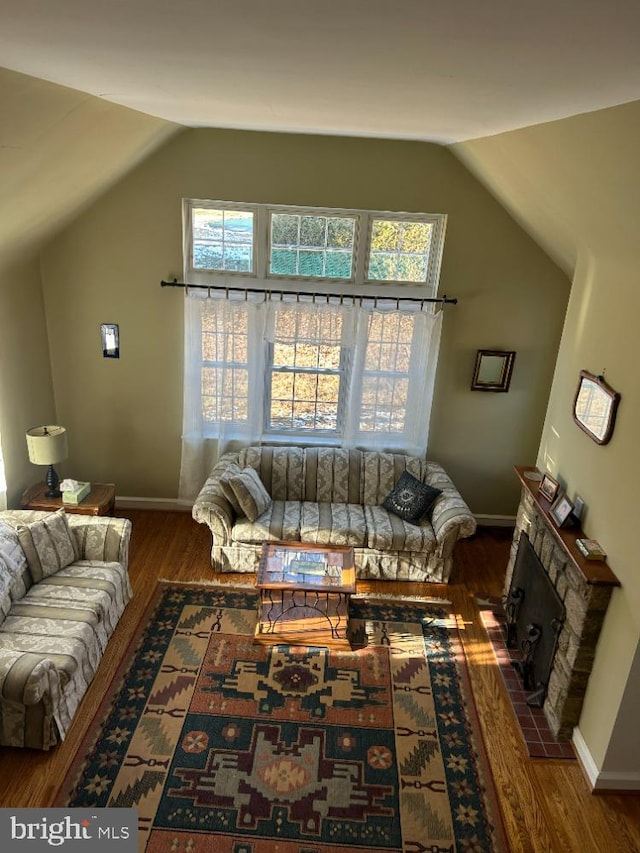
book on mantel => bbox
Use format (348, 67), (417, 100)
(576, 538), (607, 561)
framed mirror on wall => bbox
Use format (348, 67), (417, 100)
(573, 370), (620, 445)
(471, 350), (516, 392)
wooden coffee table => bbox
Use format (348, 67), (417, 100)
(255, 541), (358, 649)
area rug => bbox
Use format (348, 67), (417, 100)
(56, 582), (506, 852)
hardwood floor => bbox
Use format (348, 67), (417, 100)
(1, 510), (639, 851)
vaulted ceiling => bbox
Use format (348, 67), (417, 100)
(2, 0), (640, 143)
(1, 1), (639, 262)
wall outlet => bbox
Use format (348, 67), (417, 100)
(573, 494), (585, 520)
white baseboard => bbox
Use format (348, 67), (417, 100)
(474, 514), (516, 527)
(115, 496), (193, 512)
(572, 727), (640, 791)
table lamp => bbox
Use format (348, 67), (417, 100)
(26, 425), (68, 497)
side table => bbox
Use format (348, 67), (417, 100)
(21, 482), (116, 516)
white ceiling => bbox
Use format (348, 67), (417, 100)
(1, 0), (640, 143)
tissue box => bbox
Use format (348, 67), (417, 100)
(62, 481), (91, 505)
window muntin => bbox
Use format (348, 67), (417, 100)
(269, 212), (356, 280)
(192, 207), (254, 273)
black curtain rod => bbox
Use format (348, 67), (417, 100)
(160, 279), (457, 305)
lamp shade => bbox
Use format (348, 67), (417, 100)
(26, 425), (68, 465)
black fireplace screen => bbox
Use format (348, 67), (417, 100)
(504, 533), (565, 707)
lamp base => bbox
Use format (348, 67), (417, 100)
(45, 464), (61, 498)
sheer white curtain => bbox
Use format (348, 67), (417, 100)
(178, 290), (443, 501)
(178, 291), (265, 501)
(344, 305), (442, 456)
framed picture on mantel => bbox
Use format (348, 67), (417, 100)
(550, 494), (574, 528)
(539, 473), (559, 503)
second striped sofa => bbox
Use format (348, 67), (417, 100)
(0, 509), (132, 749)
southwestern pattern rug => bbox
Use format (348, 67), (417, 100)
(56, 582), (505, 852)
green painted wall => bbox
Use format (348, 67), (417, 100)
(453, 100), (640, 783)
(40, 127), (569, 512)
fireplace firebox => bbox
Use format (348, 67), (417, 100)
(504, 533), (565, 707)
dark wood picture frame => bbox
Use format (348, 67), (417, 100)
(539, 473), (559, 502)
(573, 370), (620, 445)
(471, 349), (516, 392)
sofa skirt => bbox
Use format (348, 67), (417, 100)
(211, 541), (455, 584)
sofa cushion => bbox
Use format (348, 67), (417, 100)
(219, 462), (245, 516)
(239, 446), (305, 501)
(0, 523), (31, 609)
(361, 451), (428, 505)
(0, 560), (12, 626)
(364, 505), (437, 553)
(232, 500), (303, 544)
(0, 522), (28, 578)
(225, 467), (272, 522)
(17, 509), (79, 582)
(382, 471), (442, 523)
(302, 449), (363, 503)
(300, 502), (366, 547)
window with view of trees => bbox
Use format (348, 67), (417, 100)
(179, 200), (447, 498)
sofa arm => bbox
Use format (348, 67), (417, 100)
(431, 491), (477, 543)
(0, 650), (61, 748)
(191, 453), (237, 543)
(425, 463), (476, 544)
(67, 515), (132, 567)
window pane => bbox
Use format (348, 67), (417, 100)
(201, 367), (248, 422)
(367, 219), (433, 283)
(300, 216), (326, 246)
(193, 208), (254, 272)
(298, 250), (325, 277)
(269, 212), (355, 279)
(271, 248), (297, 275)
(325, 251), (352, 278)
(271, 214), (298, 246)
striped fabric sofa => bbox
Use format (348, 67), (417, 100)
(192, 446), (476, 583)
(0, 509), (132, 749)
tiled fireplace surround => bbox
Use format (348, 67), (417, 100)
(505, 469), (620, 740)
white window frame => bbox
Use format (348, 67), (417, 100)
(184, 199), (446, 295)
(264, 337), (352, 439)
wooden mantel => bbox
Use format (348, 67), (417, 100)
(515, 466), (620, 587)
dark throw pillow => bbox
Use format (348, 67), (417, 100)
(382, 471), (442, 523)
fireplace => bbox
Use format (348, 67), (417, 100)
(504, 533), (565, 707)
(505, 468), (620, 740)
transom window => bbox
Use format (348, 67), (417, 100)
(185, 200), (445, 291)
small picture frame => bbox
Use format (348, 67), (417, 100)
(101, 323), (120, 358)
(471, 349), (516, 392)
(550, 494), (574, 528)
(539, 473), (559, 503)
